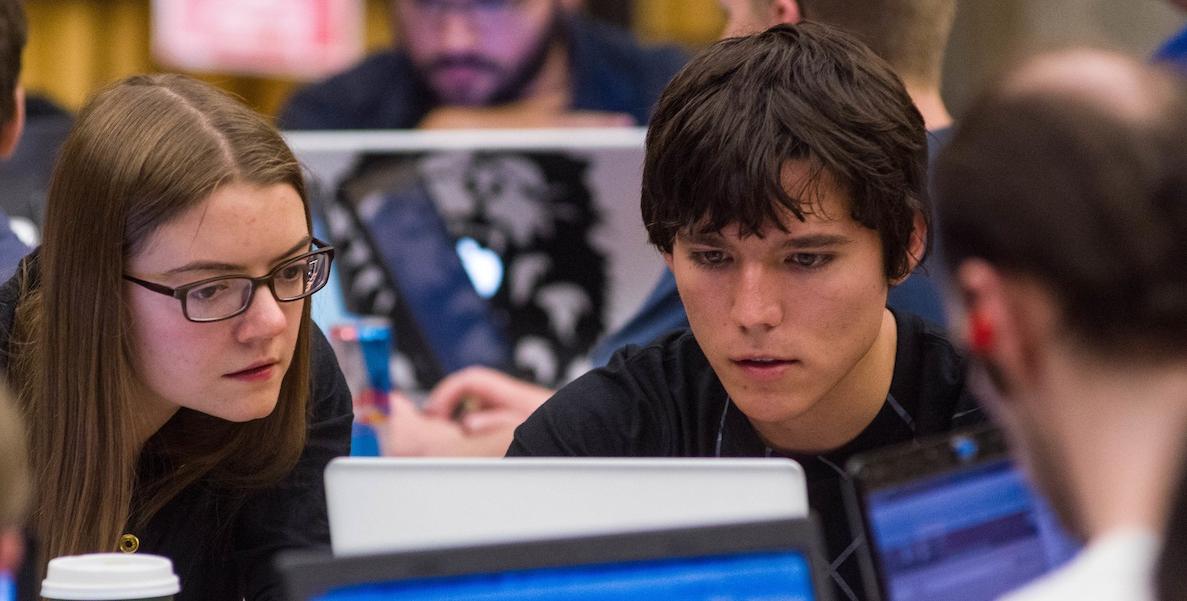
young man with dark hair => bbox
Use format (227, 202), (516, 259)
(508, 24), (982, 601)
(383, 0), (961, 458)
(936, 49), (1187, 600)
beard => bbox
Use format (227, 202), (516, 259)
(417, 9), (564, 106)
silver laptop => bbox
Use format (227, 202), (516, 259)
(325, 457), (808, 556)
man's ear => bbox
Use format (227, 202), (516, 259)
(662, 250), (675, 272)
(890, 210), (927, 286)
(770, 0), (803, 25)
(0, 85), (25, 160)
(955, 259), (1057, 396)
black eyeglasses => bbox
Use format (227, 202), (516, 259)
(124, 238), (336, 323)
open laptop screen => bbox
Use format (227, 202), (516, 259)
(283, 519), (834, 601)
(848, 428), (1079, 601)
(316, 550), (816, 600)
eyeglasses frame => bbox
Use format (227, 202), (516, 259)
(123, 238), (336, 323)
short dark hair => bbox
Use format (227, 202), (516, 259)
(936, 65), (1187, 357)
(641, 23), (928, 280)
(0, 0), (24, 126)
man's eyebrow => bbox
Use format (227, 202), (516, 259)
(680, 231), (726, 245)
(680, 232), (852, 248)
(164, 235), (313, 276)
(782, 234), (852, 249)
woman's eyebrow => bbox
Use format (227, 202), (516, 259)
(164, 235), (313, 276)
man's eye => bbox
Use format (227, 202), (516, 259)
(788, 253), (831, 269)
(691, 250), (730, 267)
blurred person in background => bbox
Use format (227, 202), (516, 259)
(935, 49), (1187, 601)
(279, 0), (687, 129)
(0, 0), (32, 281)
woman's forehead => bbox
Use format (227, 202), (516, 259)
(129, 183), (307, 274)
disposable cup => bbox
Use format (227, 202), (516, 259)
(41, 553), (179, 601)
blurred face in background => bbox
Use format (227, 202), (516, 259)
(396, 0), (562, 105)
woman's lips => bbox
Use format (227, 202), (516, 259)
(224, 362), (277, 382)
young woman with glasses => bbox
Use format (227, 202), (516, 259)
(0, 74), (352, 600)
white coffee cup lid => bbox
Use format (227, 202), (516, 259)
(41, 553), (180, 600)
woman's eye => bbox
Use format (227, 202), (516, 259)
(277, 263), (306, 282)
(190, 283), (228, 301)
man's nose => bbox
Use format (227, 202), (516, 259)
(730, 265), (783, 332)
(438, 10), (480, 54)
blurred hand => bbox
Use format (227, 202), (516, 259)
(422, 366), (554, 432)
(382, 392), (522, 457)
(379, 369), (555, 457)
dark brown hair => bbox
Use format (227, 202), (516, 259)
(0, 0), (25, 126)
(11, 74), (313, 570)
(935, 66), (1187, 357)
(641, 22), (928, 279)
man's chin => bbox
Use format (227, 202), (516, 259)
(432, 83), (497, 107)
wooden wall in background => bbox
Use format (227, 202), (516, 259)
(22, 0), (395, 117)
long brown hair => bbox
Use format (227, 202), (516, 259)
(9, 74), (313, 570)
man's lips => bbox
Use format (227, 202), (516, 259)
(730, 357), (799, 381)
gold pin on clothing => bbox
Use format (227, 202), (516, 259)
(118, 533), (139, 553)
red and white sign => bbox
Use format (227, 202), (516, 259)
(152, 0), (365, 79)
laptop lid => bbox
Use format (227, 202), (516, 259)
(281, 518), (834, 601)
(287, 128), (663, 389)
(326, 457), (808, 556)
(844, 426), (1080, 601)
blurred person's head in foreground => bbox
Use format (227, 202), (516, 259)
(937, 49), (1187, 550)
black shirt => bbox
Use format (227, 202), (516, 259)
(130, 327), (352, 601)
(0, 257), (354, 601)
(508, 310), (983, 601)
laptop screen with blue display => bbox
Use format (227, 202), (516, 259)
(848, 428), (1080, 601)
(282, 519), (833, 601)
(315, 550), (815, 601)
